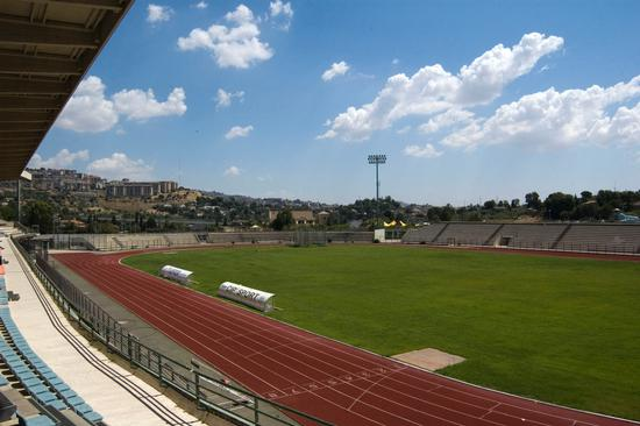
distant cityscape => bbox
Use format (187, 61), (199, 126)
(0, 167), (639, 234)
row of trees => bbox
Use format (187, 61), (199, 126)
(2, 189), (639, 234)
(522, 190), (640, 221)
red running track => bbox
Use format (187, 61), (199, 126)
(55, 251), (637, 426)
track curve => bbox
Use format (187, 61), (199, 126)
(54, 249), (637, 426)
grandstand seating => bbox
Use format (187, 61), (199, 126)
(0, 276), (102, 425)
(207, 232), (294, 244)
(490, 224), (569, 249)
(40, 226), (640, 255)
(403, 222), (640, 254)
(557, 225), (640, 253)
(114, 234), (166, 250)
(164, 233), (199, 246)
(401, 224), (448, 243)
(434, 223), (502, 245)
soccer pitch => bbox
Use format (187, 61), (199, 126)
(123, 245), (640, 420)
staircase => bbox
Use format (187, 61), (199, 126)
(551, 224), (572, 249)
(431, 223), (450, 243)
(484, 223), (505, 246)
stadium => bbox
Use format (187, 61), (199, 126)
(1, 1), (640, 426)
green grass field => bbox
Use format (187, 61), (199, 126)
(123, 245), (640, 420)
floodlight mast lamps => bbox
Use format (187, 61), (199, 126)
(368, 154), (387, 228)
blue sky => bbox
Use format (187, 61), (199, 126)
(32, 0), (640, 205)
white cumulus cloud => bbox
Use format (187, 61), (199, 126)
(177, 4), (273, 69)
(147, 4), (173, 23)
(56, 76), (119, 133)
(269, 0), (293, 30)
(56, 76), (186, 132)
(216, 88), (245, 109)
(224, 166), (241, 177)
(319, 32), (563, 141)
(194, 1), (208, 9)
(87, 153), (153, 180)
(442, 76), (640, 150)
(29, 149), (90, 169)
(225, 125), (254, 139)
(419, 109), (475, 134)
(403, 143), (443, 159)
(113, 87), (187, 121)
(322, 61), (350, 82)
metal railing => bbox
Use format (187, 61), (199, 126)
(12, 236), (333, 426)
(39, 231), (375, 251)
(405, 238), (640, 255)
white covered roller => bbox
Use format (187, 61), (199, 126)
(218, 282), (275, 312)
(160, 265), (193, 284)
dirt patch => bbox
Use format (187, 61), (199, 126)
(392, 348), (465, 371)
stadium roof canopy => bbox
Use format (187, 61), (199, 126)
(0, 0), (134, 180)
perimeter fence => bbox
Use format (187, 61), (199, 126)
(411, 239), (640, 255)
(12, 236), (334, 426)
(42, 231), (374, 251)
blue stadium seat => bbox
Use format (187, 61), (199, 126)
(23, 414), (55, 426)
(66, 396), (84, 407)
(35, 390), (58, 404)
(47, 400), (68, 411)
(60, 389), (77, 399)
(74, 403), (93, 414)
(83, 411), (103, 423)
(0, 296), (104, 424)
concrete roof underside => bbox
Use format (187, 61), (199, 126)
(0, 0), (133, 181)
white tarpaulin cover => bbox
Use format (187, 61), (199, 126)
(218, 282), (275, 312)
(160, 265), (193, 284)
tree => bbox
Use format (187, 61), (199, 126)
(0, 201), (17, 221)
(580, 191), (593, 202)
(271, 210), (294, 230)
(510, 199), (520, 209)
(427, 207), (442, 222)
(483, 200), (497, 210)
(525, 192), (542, 210)
(575, 202), (598, 220)
(440, 204), (455, 221)
(544, 192), (576, 220)
(23, 200), (55, 233)
(596, 204), (614, 220)
(145, 216), (158, 230)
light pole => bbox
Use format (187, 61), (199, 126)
(367, 154), (387, 228)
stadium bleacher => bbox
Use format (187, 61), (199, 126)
(113, 234), (167, 250)
(489, 224), (569, 248)
(557, 224), (640, 253)
(434, 223), (502, 245)
(164, 233), (199, 246)
(401, 223), (448, 243)
(207, 232), (294, 244)
(403, 222), (640, 254)
(37, 225), (640, 255)
(0, 275), (102, 425)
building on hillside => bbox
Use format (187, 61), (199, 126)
(292, 210), (315, 225)
(268, 209), (317, 226)
(106, 180), (178, 199)
(317, 211), (330, 226)
(27, 168), (105, 192)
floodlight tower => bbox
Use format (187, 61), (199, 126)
(367, 154), (387, 228)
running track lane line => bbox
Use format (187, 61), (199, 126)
(54, 251), (639, 426)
